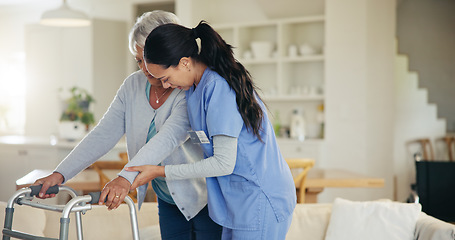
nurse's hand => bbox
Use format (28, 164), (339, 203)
(125, 165), (165, 190)
(99, 176), (131, 210)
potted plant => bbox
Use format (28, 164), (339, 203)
(58, 86), (95, 140)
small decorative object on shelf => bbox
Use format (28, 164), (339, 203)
(250, 41), (274, 59)
(290, 108), (306, 141)
(58, 86), (95, 140)
(317, 103), (325, 138)
(273, 110), (282, 137)
(299, 43), (317, 56)
(288, 44), (299, 57)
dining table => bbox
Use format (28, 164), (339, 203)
(303, 168), (385, 203)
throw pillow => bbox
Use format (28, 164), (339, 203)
(325, 198), (421, 240)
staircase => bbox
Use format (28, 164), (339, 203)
(393, 51), (447, 201)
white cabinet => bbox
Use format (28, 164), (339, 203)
(277, 138), (324, 160)
(0, 143), (58, 202)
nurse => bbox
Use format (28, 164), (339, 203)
(126, 21), (296, 239)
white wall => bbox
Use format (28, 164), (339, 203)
(0, 4), (58, 57)
(364, 0), (396, 201)
(24, 19), (128, 137)
(322, 0), (396, 202)
(24, 25), (93, 136)
(0, 5), (57, 135)
(397, 0), (455, 132)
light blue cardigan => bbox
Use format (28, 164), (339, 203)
(55, 71), (207, 220)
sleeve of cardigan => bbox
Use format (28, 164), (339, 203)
(119, 90), (192, 184)
(54, 79), (127, 183)
(164, 135), (237, 180)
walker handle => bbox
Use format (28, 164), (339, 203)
(88, 192), (108, 204)
(29, 184), (59, 197)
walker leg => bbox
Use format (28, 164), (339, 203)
(125, 197), (140, 240)
(75, 212), (83, 240)
(2, 208), (14, 240)
(59, 218), (70, 240)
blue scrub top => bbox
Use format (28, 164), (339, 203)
(186, 68), (296, 230)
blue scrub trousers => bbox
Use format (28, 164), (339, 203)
(157, 198), (222, 239)
(221, 201), (293, 240)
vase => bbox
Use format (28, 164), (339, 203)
(58, 121), (86, 141)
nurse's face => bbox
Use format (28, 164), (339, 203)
(145, 59), (195, 90)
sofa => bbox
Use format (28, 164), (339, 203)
(1, 198), (454, 240)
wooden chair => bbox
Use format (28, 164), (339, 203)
(406, 138), (434, 161)
(90, 152), (138, 202)
(441, 136), (455, 161)
(285, 158), (315, 203)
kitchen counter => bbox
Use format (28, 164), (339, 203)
(0, 135), (126, 149)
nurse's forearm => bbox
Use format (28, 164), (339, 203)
(164, 135), (237, 180)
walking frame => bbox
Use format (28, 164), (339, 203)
(2, 185), (140, 240)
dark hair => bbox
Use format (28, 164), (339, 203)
(144, 21), (264, 140)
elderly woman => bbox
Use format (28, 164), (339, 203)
(33, 11), (222, 239)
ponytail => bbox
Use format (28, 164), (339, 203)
(144, 21), (264, 140)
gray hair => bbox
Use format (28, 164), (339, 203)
(128, 10), (181, 56)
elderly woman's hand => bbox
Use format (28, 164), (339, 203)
(99, 176), (132, 210)
(32, 172), (64, 199)
(125, 165), (165, 190)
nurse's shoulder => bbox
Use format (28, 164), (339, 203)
(202, 69), (233, 95)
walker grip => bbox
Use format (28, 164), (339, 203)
(88, 192), (108, 204)
(29, 185), (59, 197)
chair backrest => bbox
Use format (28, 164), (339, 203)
(406, 138), (434, 161)
(285, 158), (315, 203)
(440, 136), (455, 161)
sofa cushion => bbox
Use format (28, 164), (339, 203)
(325, 198), (421, 240)
(415, 212), (455, 240)
(0, 201), (47, 237)
(286, 203), (332, 240)
(139, 225), (161, 240)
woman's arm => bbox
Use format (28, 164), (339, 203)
(54, 81), (127, 183)
(126, 135), (237, 188)
(118, 91), (192, 183)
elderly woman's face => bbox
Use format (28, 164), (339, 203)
(135, 44), (162, 87)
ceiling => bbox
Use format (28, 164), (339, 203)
(0, 0), (31, 4)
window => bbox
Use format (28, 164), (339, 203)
(0, 52), (26, 135)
